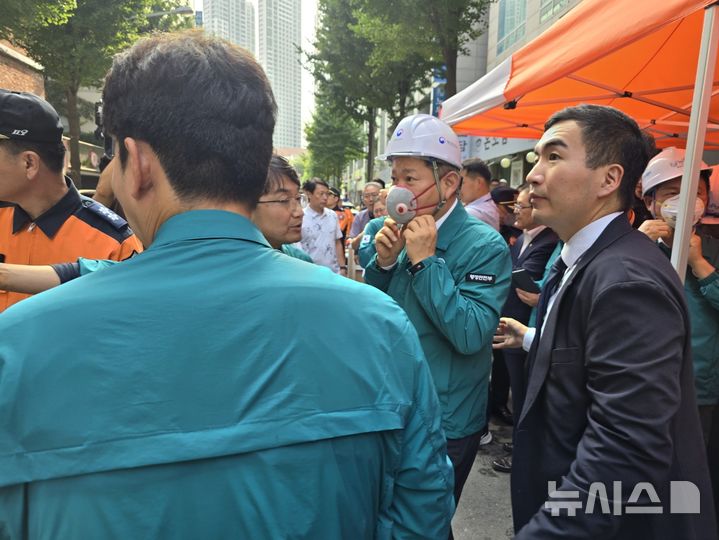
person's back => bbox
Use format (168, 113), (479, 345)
(0, 210), (453, 538)
(0, 31), (452, 539)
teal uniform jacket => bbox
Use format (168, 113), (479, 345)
(660, 235), (719, 405)
(364, 202), (511, 439)
(358, 216), (387, 268)
(0, 210), (454, 539)
(72, 243), (313, 277)
(281, 243), (313, 263)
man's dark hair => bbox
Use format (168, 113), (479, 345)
(302, 178), (329, 194)
(462, 158), (491, 186)
(265, 154), (299, 195)
(372, 178), (386, 189)
(102, 31), (277, 207)
(0, 140), (65, 174)
(545, 104), (650, 211)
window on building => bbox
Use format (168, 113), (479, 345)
(497, 0), (527, 55)
(539, 0), (570, 23)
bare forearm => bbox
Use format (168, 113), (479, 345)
(0, 263), (61, 294)
(336, 240), (346, 267)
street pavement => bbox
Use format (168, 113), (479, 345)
(452, 420), (515, 539)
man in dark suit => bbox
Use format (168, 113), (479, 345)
(491, 183), (558, 472)
(495, 104), (716, 538)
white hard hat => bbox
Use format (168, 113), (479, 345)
(641, 146), (713, 197)
(379, 113), (462, 169)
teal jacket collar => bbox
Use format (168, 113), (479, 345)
(149, 209), (271, 250)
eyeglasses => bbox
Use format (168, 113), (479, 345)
(256, 193), (309, 209)
(513, 203), (533, 211)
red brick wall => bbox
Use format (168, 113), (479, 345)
(0, 41), (44, 96)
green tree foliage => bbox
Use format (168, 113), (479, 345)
(356, 0), (493, 98)
(1, 0), (192, 186)
(305, 92), (365, 184)
(0, 0), (76, 32)
(309, 0), (432, 182)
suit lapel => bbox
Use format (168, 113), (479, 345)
(517, 215), (634, 427)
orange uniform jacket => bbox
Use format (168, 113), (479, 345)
(0, 180), (143, 311)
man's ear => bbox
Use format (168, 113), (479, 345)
(122, 137), (156, 200)
(443, 170), (462, 199)
(20, 150), (42, 180)
(599, 163), (624, 199)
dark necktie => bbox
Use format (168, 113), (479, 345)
(534, 256), (568, 333)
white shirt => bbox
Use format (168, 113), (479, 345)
(519, 225), (548, 257)
(522, 212), (623, 351)
(300, 206), (343, 273)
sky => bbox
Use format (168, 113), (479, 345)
(192, 0), (318, 147)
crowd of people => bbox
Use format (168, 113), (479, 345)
(0, 30), (717, 539)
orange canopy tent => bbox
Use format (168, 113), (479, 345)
(441, 0), (719, 279)
(441, 0), (718, 149)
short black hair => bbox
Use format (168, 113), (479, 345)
(102, 31), (277, 208)
(462, 158), (491, 186)
(264, 154), (300, 195)
(372, 178), (386, 189)
(0, 139), (65, 174)
(545, 104), (650, 211)
(302, 178), (329, 194)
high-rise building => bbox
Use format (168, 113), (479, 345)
(204, 0), (255, 55)
(202, 0), (303, 149)
(257, 0), (302, 149)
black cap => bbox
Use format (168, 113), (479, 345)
(0, 89), (63, 144)
(329, 186), (341, 197)
(490, 186), (519, 205)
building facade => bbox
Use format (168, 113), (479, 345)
(203, 0), (302, 149)
(204, 0), (255, 54)
(0, 41), (44, 96)
(257, 0), (302, 149)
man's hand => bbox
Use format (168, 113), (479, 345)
(688, 233), (715, 280)
(493, 317), (529, 349)
(375, 218), (406, 268)
(404, 215), (437, 265)
(638, 219), (672, 242)
(516, 288), (539, 307)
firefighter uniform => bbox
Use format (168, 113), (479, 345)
(0, 178), (142, 311)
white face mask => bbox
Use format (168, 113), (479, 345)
(386, 183), (438, 225)
(658, 194), (705, 228)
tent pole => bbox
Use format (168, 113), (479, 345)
(670, 3), (719, 282)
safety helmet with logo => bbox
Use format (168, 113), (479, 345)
(379, 113), (462, 169)
(641, 146), (713, 197)
(380, 114), (461, 222)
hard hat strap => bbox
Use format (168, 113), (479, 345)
(432, 160), (447, 216)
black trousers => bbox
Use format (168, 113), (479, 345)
(446, 429), (483, 540)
